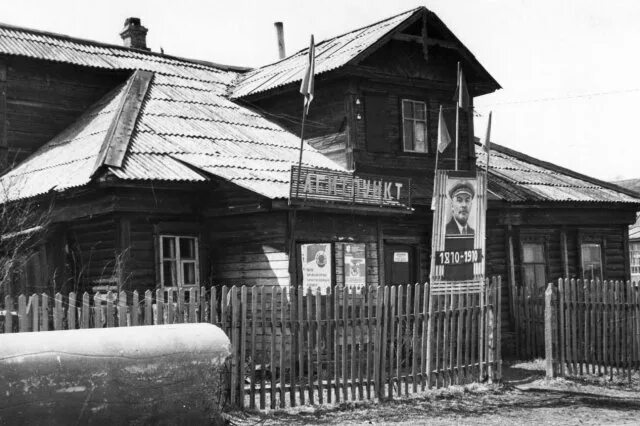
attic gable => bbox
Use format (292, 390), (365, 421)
(232, 7), (500, 100)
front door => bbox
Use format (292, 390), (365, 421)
(384, 244), (416, 285)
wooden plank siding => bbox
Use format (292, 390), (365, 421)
(66, 216), (119, 290)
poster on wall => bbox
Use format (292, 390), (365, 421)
(301, 243), (332, 294)
(344, 243), (366, 290)
(430, 170), (486, 293)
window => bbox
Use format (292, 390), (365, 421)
(581, 243), (603, 282)
(160, 235), (199, 287)
(522, 243), (546, 292)
(631, 242), (640, 278)
(402, 99), (427, 153)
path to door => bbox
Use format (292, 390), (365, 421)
(229, 360), (640, 425)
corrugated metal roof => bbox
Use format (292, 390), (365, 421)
(0, 24), (345, 203)
(477, 144), (640, 204)
(0, 25), (241, 84)
(231, 8), (419, 98)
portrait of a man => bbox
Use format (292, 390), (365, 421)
(443, 179), (477, 281)
(445, 182), (475, 236)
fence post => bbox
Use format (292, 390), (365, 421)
(545, 282), (557, 378)
(558, 278), (565, 377)
(487, 279), (495, 383)
(4, 295), (13, 333)
(497, 276), (503, 381)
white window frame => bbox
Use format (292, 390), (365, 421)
(159, 235), (200, 288)
(521, 242), (547, 293)
(401, 99), (428, 153)
(631, 242), (640, 277)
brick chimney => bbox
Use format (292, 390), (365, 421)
(120, 17), (149, 51)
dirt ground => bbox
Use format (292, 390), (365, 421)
(224, 360), (640, 425)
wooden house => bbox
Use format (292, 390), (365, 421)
(612, 178), (640, 282)
(1, 8), (639, 353)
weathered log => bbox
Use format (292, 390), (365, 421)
(0, 323), (230, 424)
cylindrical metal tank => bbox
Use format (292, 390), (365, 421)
(0, 323), (231, 424)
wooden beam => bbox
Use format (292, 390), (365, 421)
(421, 18), (429, 61)
(391, 33), (422, 43)
(391, 33), (459, 50)
(339, 65), (457, 91)
(279, 200), (414, 216)
(343, 79), (358, 171)
(0, 60), (6, 169)
(92, 70), (153, 175)
(377, 218), (385, 286)
(560, 228), (569, 278)
(623, 226), (631, 280)
(117, 216), (131, 289)
(506, 225), (517, 324)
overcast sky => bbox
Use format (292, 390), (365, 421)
(3, 0), (640, 182)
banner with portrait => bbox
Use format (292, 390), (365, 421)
(429, 170), (486, 293)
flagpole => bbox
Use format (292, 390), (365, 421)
(483, 111), (492, 217)
(294, 108), (307, 200)
(455, 62), (460, 171)
(290, 34), (315, 287)
(431, 105), (442, 211)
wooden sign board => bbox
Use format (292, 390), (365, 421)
(429, 170), (487, 294)
(290, 166), (412, 210)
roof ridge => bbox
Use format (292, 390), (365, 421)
(0, 20), (251, 73)
(478, 140), (640, 199)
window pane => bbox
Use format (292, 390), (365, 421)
(183, 262), (196, 285)
(581, 244), (602, 281)
(162, 237), (176, 259)
(180, 237), (196, 259)
(403, 119), (414, 151)
(414, 102), (426, 120)
(163, 261), (176, 286)
(523, 243), (544, 263)
(581, 244), (601, 263)
(414, 121), (426, 152)
(403, 100), (413, 118)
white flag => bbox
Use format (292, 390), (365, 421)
(437, 105), (451, 153)
(299, 35), (315, 115)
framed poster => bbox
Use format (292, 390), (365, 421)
(430, 170), (486, 291)
(300, 243), (332, 294)
(344, 243), (366, 290)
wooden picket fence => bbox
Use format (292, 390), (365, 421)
(0, 278), (502, 409)
(513, 285), (546, 359)
(544, 279), (640, 379)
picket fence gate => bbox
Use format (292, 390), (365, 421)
(0, 278), (502, 409)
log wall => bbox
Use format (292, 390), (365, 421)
(1, 56), (127, 166)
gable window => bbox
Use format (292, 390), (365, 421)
(581, 243), (603, 282)
(160, 235), (199, 287)
(402, 99), (427, 153)
(522, 242), (547, 292)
